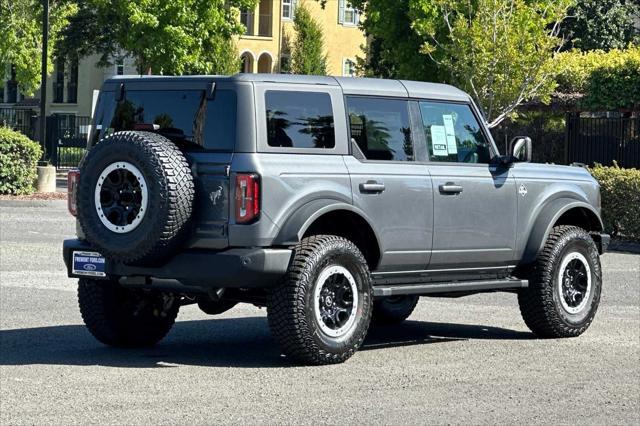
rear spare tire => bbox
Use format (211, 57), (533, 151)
(77, 131), (194, 265)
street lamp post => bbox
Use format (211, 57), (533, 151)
(39, 0), (49, 158)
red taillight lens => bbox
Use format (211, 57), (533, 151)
(235, 173), (260, 224)
(67, 169), (80, 216)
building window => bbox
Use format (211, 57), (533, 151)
(115, 58), (125, 75)
(338, 0), (359, 26)
(282, 0), (296, 20)
(53, 58), (65, 103)
(258, 0), (273, 37)
(240, 9), (254, 35)
(342, 58), (356, 77)
(67, 58), (78, 103)
(6, 65), (17, 103)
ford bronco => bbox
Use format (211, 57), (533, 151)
(63, 74), (609, 365)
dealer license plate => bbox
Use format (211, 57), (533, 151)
(72, 251), (106, 277)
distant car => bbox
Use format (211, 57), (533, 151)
(63, 74), (609, 365)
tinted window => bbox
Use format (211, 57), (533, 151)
(419, 101), (492, 163)
(96, 89), (236, 151)
(110, 90), (205, 145)
(203, 90), (236, 151)
(266, 91), (335, 149)
(347, 97), (413, 161)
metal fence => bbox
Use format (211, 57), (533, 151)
(0, 108), (38, 140)
(567, 115), (640, 168)
(46, 114), (91, 169)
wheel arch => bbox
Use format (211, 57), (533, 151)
(273, 199), (383, 270)
(521, 198), (603, 265)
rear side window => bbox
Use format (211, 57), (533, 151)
(265, 90), (335, 148)
(95, 89), (236, 151)
(347, 97), (413, 161)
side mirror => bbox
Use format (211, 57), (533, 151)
(509, 136), (532, 163)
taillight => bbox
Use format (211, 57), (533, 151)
(235, 173), (260, 224)
(67, 169), (80, 216)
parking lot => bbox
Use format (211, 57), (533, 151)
(1, 200), (638, 424)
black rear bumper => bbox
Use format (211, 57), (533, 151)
(63, 239), (292, 291)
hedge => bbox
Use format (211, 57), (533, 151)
(555, 46), (640, 111)
(0, 127), (43, 195)
(589, 164), (640, 242)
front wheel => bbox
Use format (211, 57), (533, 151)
(518, 226), (602, 338)
(78, 278), (180, 347)
(267, 235), (373, 365)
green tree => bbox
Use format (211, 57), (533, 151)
(290, 3), (328, 75)
(353, 0), (573, 127)
(58, 0), (256, 75)
(0, 0), (77, 95)
(561, 0), (640, 51)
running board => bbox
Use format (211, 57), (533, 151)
(372, 278), (528, 297)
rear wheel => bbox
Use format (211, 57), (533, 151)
(518, 226), (602, 338)
(372, 295), (419, 324)
(267, 235), (373, 365)
(78, 278), (179, 347)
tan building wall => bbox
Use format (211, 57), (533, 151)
(237, 0), (365, 76)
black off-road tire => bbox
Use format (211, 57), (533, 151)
(267, 235), (373, 365)
(78, 278), (179, 347)
(518, 225), (602, 338)
(372, 295), (419, 325)
(77, 131), (194, 265)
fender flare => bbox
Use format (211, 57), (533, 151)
(521, 198), (603, 264)
(273, 198), (382, 250)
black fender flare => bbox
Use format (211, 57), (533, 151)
(521, 198), (603, 264)
(273, 198), (383, 254)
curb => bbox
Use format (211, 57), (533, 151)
(0, 199), (67, 208)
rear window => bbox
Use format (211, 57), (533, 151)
(265, 90), (335, 149)
(91, 89), (236, 151)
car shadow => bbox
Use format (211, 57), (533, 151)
(0, 318), (533, 369)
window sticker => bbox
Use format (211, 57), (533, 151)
(442, 114), (457, 154)
(430, 125), (448, 156)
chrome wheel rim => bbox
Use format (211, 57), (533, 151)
(313, 265), (359, 338)
(557, 251), (592, 314)
(94, 162), (148, 233)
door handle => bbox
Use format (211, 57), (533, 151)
(439, 182), (463, 194)
(359, 181), (386, 193)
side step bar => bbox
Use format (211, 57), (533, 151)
(372, 278), (528, 297)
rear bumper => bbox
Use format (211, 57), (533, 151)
(63, 239), (292, 290)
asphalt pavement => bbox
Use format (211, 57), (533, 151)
(1, 200), (638, 425)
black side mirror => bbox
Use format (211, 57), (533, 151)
(509, 136), (532, 163)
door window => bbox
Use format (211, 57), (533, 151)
(419, 101), (492, 164)
(347, 97), (413, 161)
(265, 90), (335, 149)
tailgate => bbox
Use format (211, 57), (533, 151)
(186, 152), (232, 249)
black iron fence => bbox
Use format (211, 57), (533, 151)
(46, 114), (91, 169)
(567, 115), (640, 168)
(0, 108), (38, 140)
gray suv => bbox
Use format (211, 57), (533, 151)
(63, 74), (609, 365)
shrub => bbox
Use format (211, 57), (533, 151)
(554, 46), (640, 110)
(0, 127), (43, 195)
(589, 163), (640, 241)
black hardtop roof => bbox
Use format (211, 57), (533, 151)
(101, 73), (470, 101)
